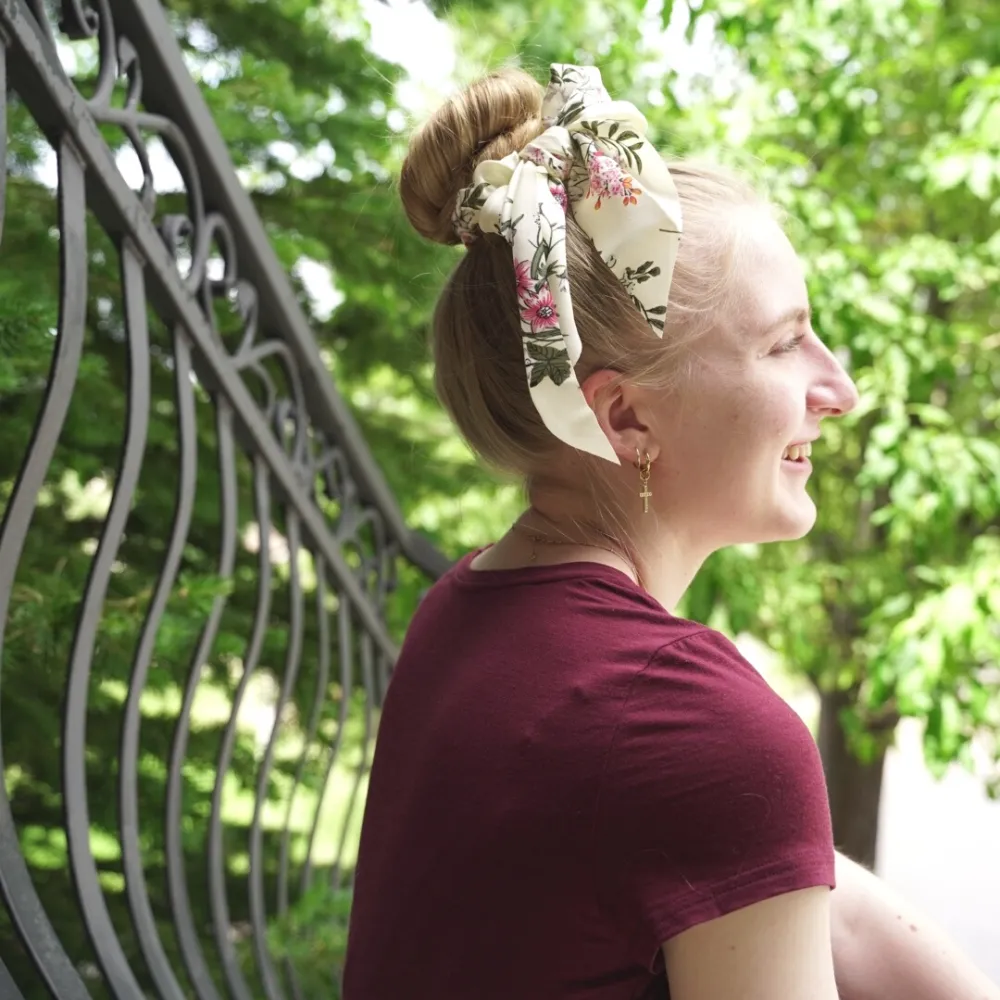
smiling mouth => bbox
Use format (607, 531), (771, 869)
(782, 442), (812, 463)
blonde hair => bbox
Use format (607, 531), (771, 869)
(400, 67), (768, 482)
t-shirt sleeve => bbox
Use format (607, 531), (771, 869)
(592, 628), (835, 970)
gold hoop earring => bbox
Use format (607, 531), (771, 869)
(635, 448), (652, 514)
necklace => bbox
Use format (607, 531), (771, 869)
(512, 513), (639, 582)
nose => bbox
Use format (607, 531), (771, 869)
(807, 342), (860, 417)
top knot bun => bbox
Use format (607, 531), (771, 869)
(399, 69), (544, 245)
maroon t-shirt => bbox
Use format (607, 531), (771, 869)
(344, 554), (835, 999)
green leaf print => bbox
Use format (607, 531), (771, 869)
(556, 96), (588, 128)
(496, 212), (524, 242)
(526, 343), (572, 387)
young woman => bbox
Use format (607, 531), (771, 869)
(343, 64), (1000, 1000)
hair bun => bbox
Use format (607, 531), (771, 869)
(400, 68), (544, 245)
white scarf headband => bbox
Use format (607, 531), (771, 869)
(453, 64), (683, 464)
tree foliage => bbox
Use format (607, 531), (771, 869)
(670, 0), (1000, 791)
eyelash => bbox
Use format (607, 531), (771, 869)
(772, 333), (805, 355)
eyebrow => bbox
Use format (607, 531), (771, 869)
(761, 306), (812, 336)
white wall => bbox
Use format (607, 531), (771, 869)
(741, 636), (1000, 984)
(875, 719), (1000, 984)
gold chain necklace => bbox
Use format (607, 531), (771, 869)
(512, 514), (639, 581)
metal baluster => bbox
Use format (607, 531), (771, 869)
(281, 558), (332, 1000)
(248, 508), (305, 1000)
(299, 599), (353, 896)
(62, 237), (150, 999)
(206, 455), (273, 1000)
(331, 628), (375, 893)
(164, 401), (237, 1000)
(0, 82), (87, 1000)
(118, 324), (199, 1000)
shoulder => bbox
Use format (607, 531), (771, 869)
(621, 627), (805, 741)
(609, 628), (830, 832)
(594, 628), (835, 954)
(602, 629), (827, 808)
(648, 626), (764, 682)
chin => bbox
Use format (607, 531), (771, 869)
(721, 511), (816, 548)
(738, 498), (817, 545)
(772, 498), (818, 541)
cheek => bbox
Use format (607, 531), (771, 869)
(727, 376), (801, 449)
(656, 363), (796, 462)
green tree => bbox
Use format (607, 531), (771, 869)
(3, 2), (999, 997)
(673, 0), (1000, 866)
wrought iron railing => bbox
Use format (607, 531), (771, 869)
(0, 0), (448, 996)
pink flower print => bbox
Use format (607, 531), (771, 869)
(513, 258), (535, 300)
(587, 148), (642, 210)
(523, 144), (548, 166)
(548, 181), (568, 212)
(520, 285), (560, 334)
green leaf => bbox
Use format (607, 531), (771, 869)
(530, 242), (547, 279)
(526, 342), (565, 360)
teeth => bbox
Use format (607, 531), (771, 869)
(783, 442), (813, 461)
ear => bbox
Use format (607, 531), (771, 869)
(581, 369), (661, 464)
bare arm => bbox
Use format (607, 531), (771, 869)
(662, 886), (839, 1000)
(831, 851), (1000, 1000)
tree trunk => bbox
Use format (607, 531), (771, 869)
(816, 689), (887, 869)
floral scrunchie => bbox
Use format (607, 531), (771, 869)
(452, 64), (683, 464)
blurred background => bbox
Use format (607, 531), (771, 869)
(1, 0), (998, 995)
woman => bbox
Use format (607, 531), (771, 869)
(341, 65), (987, 1000)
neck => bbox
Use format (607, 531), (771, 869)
(631, 529), (705, 614)
(525, 487), (709, 614)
